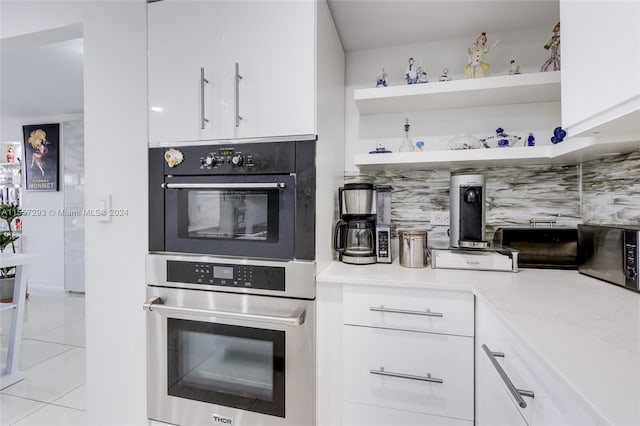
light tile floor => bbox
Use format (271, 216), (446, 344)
(0, 287), (86, 425)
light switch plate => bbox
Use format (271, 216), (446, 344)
(98, 193), (112, 223)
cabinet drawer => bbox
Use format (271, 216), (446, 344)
(476, 301), (605, 426)
(343, 401), (472, 426)
(343, 325), (474, 420)
(343, 285), (474, 336)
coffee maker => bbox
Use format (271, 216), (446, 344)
(333, 183), (392, 264)
(450, 174), (488, 249)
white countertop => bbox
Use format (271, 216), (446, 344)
(0, 253), (34, 268)
(317, 261), (640, 426)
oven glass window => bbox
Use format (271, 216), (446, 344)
(180, 190), (278, 242)
(167, 319), (285, 417)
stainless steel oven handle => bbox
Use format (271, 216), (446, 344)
(143, 297), (305, 327)
(161, 182), (286, 190)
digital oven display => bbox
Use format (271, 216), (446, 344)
(213, 266), (234, 280)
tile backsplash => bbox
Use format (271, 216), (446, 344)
(346, 148), (640, 241)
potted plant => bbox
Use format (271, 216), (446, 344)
(0, 203), (22, 303)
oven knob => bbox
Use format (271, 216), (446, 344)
(204, 156), (214, 166)
(231, 155), (244, 166)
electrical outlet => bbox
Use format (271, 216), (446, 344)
(430, 210), (450, 225)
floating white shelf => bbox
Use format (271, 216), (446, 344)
(354, 138), (640, 170)
(354, 71), (561, 115)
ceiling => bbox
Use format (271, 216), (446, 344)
(0, 37), (84, 122)
(327, 0), (559, 52)
(0, 1), (558, 122)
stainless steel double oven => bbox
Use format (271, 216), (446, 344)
(146, 139), (316, 426)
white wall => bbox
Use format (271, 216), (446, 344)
(344, 26), (561, 171)
(0, 114), (84, 290)
(1, 2), (148, 425)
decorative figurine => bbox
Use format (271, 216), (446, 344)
(439, 68), (451, 82)
(508, 60), (521, 75)
(415, 141), (425, 151)
(405, 57), (419, 84)
(480, 127), (522, 148)
(376, 68), (388, 87)
(416, 61), (428, 83)
(550, 127), (567, 144)
(465, 32), (499, 78)
(527, 133), (536, 146)
(6, 145), (15, 163)
(369, 140), (392, 154)
(541, 22), (561, 72)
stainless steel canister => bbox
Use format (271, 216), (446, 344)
(399, 230), (428, 268)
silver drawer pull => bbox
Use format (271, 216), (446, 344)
(370, 306), (443, 318)
(482, 344), (534, 408)
(143, 297), (305, 327)
(370, 367), (443, 384)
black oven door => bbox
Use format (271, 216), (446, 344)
(164, 174), (295, 260)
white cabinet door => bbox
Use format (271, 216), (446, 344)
(343, 401), (472, 426)
(148, 0), (225, 144)
(475, 341), (528, 426)
(561, 0), (640, 138)
(476, 300), (604, 426)
(343, 325), (474, 421)
(224, 0), (315, 139)
(343, 285), (474, 337)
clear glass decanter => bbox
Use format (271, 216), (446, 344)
(398, 118), (415, 152)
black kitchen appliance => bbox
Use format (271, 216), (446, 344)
(450, 174), (488, 249)
(333, 183), (377, 264)
(493, 227), (578, 269)
(149, 140), (315, 261)
(577, 224), (640, 293)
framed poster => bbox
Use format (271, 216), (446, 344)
(22, 123), (59, 191)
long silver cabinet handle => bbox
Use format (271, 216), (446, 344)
(200, 67), (209, 130)
(143, 297), (305, 327)
(370, 367), (443, 384)
(370, 306), (444, 318)
(162, 183), (286, 190)
(235, 62), (243, 127)
(482, 344), (535, 408)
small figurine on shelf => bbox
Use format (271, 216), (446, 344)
(465, 32), (499, 78)
(415, 141), (425, 151)
(416, 62), (428, 83)
(398, 118), (415, 152)
(526, 133), (536, 146)
(541, 22), (561, 72)
(369, 140), (392, 154)
(439, 68), (451, 82)
(376, 68), (388, 87)
(6, 145), (15, 163)
(550, 127), (567, 144)
(405, 57), (419, 84)
(508, 60), (521, 75)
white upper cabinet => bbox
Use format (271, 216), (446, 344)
(148, 1), (225, 144)
(224, 0), (315, 140)
(560, 0), (640, 142)
(148, 0), (316, 145)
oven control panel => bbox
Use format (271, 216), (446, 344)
(166, 260), (285, 291)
